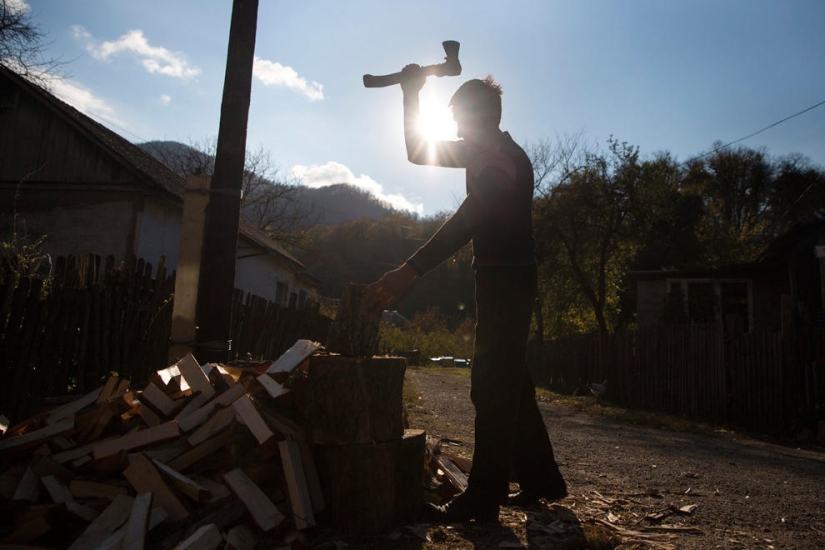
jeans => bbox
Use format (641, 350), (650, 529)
(466, 265), (565, 504)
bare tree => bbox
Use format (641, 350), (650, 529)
(0, 0), (64, 83)
(142, 138), (316, 248)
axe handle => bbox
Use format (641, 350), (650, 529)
(363, 60), (460, 88)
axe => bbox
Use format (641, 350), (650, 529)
(363, 40), (461, 88)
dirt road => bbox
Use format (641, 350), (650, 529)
(401, 367), (825, 549)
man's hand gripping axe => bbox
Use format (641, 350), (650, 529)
(363, 41), (461, 88)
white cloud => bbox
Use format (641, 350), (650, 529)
(74, 26), (201, 79)
(159, 94), (171, 105)
(291, 162), (423, 215)
(253, 56), (323, 101)
(6, 0), (30, 14)
(47, 77), (126, 128)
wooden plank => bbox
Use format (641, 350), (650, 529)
(222, 468), (286, 533)
(67, 494), (134, 550)
(266, 339), (320, 374)
(225, 523), (259, 550)
(195, 477), (232, 503)
(111, 379), (132, 400)
(256, 410), (324, 513)
(40, 474), (73, 503)
(123, 454), (189, 522)
(45, 386), (102, 425)
(52, 437), (111, 464)
(69, 479), (129, 501)
(279, 440), (315, 529)
(129, 439), (188, 465)
(175, 354), (215, 399)
(0, 417), (75, 455)
(232, 395), (273, 445)
(90, 506), (168, 550)
(29, 456), (73, 480)
(96, 377), (120, 404)
(92, 421), (180, 460)
(167, 428), (233, 472)
(170, 523), (223, 550)
(178, 384), (245, 432)
(151, 459), (211, 503)
(0, 467), (23, 500)
(139, 384), (178, 417)
(436, 455), (469, 492)
(77, 401), (121, 443)
(174, 391), (209, 420)
(137, 404), (162, 427)
(11, 468), (40, 503)
(256, 374), (290, 400)
(121, 492), (153, 550)
(186, 405), (236, 447)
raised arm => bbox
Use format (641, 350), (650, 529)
(400, 65), (465, 167)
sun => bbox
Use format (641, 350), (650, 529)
(418, 96), (457, 141)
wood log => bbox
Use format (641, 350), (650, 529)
(279, 440), (314, 530)
(232, 395), (273, 445)
(306, 355), (406, 445)
(170, 523), (223, 550)
(0, 417), (76, 456)
(92, 421), (180, 460)
(67, 494), (134, 550)
(315, 429), (425, 534)
(121, 492), (153, 550)
(123, 454), (189, 522)
(174, 354), (214, 399)
(69, 479), (129, 501)
(325, 283), (383, 357)
(222, 468), (286, 533)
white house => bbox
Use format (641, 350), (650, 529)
(0, 65), (319, 308)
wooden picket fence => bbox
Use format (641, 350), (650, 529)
(0, 254), (331, 423)
(530, 323), (825, 436)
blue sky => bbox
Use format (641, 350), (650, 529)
(16, 0), (825, 216)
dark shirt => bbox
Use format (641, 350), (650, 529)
(407, 131), (536, 275)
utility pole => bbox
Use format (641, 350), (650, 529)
(195, 0), (259, 363)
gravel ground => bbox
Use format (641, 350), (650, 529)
(395, 367), (825, 549)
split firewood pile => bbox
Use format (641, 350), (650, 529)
(0, 341), (338, 549)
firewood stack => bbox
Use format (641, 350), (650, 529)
(0, 347), (335, 549)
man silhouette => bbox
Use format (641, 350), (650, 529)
(365, 65), (567, 522)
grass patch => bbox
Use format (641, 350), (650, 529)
(411, 365), (471, 378)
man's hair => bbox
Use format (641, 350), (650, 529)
(449, 75), (502, 126)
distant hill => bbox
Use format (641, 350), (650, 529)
(138, 140), (397, 225)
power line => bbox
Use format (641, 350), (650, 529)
(683, 98), (825, 166)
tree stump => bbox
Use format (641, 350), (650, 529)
(306, 355), (406, 445)
(315, 429), (425, 534)
(325, 283), (383, 357)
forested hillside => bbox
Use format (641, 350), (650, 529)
(140, 138), (825, 339)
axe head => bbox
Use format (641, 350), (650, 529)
(439, 41), (462, 77)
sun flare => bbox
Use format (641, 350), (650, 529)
(418, 97), (457, 141)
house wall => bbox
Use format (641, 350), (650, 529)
(235, 245), (309, 306)
(136, 197), (182, 271)
(636, 279), (668, 327)
(1, 69), (319, 306)
(0, 188), (139, 260)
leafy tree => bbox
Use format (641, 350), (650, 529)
(0, 0), (63, 83)
(683, 144), (774, 265)
(532, 138), (647, 334)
